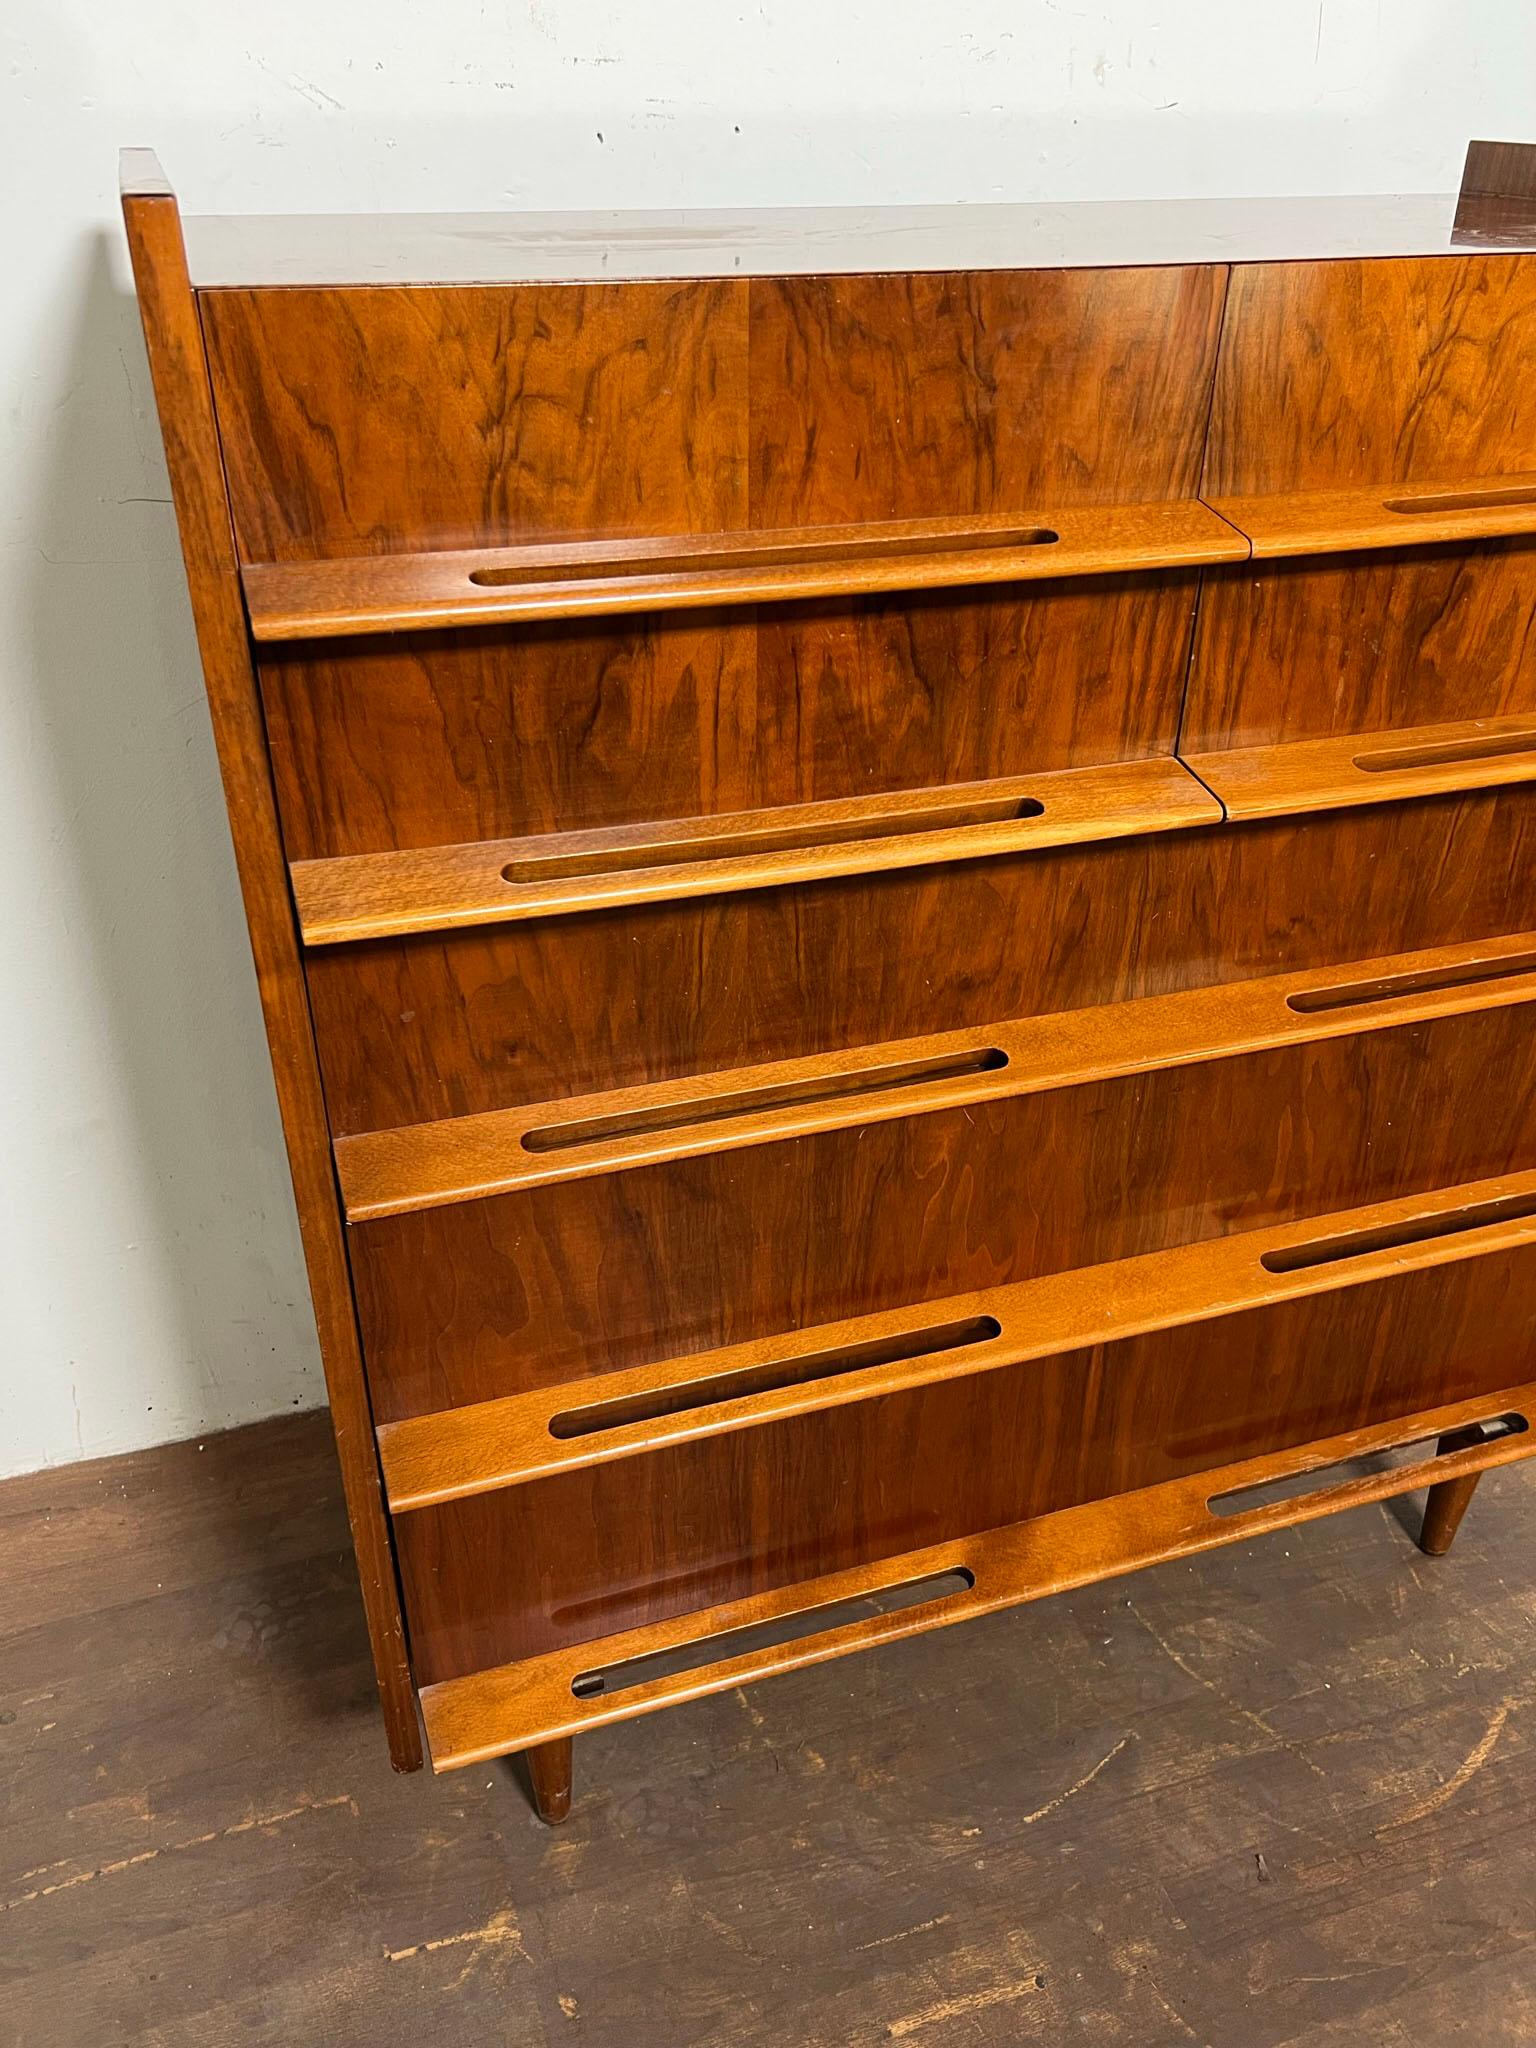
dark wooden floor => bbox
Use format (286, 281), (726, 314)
(4, 1415), (1536, 2045)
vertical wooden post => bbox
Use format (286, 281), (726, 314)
(119, 150), (422, 1771)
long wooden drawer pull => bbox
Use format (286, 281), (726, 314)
(1204, 475), (1536, 562)
(1208, 1411), (1526, 1517)
(548, 1315), (1002, 1438)
(290, 756), (1221, 945)
(244, 501), (1246, 641)
(1384, 483), (1536, 515)
(569, 1569), (976, 1701)
(501, 800), (1043, 886)
(523, 1050), (1009, 1155)
(468, 525), (1059, 588)
(1286, 948), (1536, 1013)
(1353, 727), (1536, 775)
(1183, 715), (1536, 818)
(1260, 1188), (1536, 1275)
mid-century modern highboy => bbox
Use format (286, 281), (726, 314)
(125, 146), (1536, 1821)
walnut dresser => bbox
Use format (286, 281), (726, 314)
(124, 145), (1536, 1821)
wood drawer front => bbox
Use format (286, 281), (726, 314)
(348, 1004), (1536, 1420)
(1184, 541), (1536, 756)
(390, 1245), (1536, 1686)
(202, 267), (1226, 563)
(306, 789), (1536, 1134)
(257, 575), (1201, 861)
(1205, 256), (1536, 500)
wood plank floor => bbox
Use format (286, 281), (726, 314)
(4, 1412), (1536, 2045)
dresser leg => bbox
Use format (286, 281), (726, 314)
(524, 1736), (574, 1824)
(1419, 1431), (1486, 1557)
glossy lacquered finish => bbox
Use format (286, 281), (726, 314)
(177, 187), (1536, 291)
(126, 146), (1536, 1805)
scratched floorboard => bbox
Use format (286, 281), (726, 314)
(3, 1415), (1535, 2045)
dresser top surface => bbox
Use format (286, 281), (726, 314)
(181, 191), (1536, 289)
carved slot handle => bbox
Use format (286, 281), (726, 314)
(467, 524), (1060, 588)
(1353, 728), (1536, 774)
(1209, 1413), (1527, 1520)
(523, 1048), (1010, 1153)
(1287, 949), (1536, 1014)
(501, 797), (1046, 885)
(1261, 1189), (1536, 1275)
(548, 1315), (1003, 1438)
(569, 1568), (977, 1700)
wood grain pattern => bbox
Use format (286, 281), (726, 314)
(1204, 255), (1536, 496)
(120, 157), (423, 1771)
(749, 267), (1227, 522)
(202, 265), (1226, 566)
(1184, 553), (1536, 754)
(349, 1004), (1536, 1420)
(376, 1170), (1536, 1505)
(288, 758), (1219, 944)
(336, 933), (1536, 1217)
(241, 501), (1245, 639)
(260, 575), (1207, 861)
(201, 281), (752, 562)
(1185, 714), (1536, 816)
(399, 1284), (1536, 1694)
(305, 790), (1536, 1134)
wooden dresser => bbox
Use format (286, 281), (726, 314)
(125, 148), (1536, 1821)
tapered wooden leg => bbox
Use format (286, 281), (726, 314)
(524, 1736), (574, 1824)
(1419, 1430), (1486, 1557)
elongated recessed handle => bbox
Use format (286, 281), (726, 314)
(469, 524), (1060, 589)
(569, 1567), (977, 1700)
(523, 1048), (1010, 1154)
(1209, 1411), (1527, 1518)
(1260, 1187), (1536, 1275)
(1353, 727), (1536, 774)
(501, 795), (1046, 886)
(1385, 483), (1536, 515)
(547, 1314), (1004, 1439)
(1287, 948), (1536, 1014)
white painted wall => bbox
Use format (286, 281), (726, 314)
(3, 1), (1534, 1477)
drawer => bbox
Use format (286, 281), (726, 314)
(347, 1003), (1536, 1419)
(1184, 540), (1536, 757)
(304, 787), (1536, 1134)
(257, 576), (1204, 860)
(389, 1242), (1536, 1688)
(204, 267), (1227, 563)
